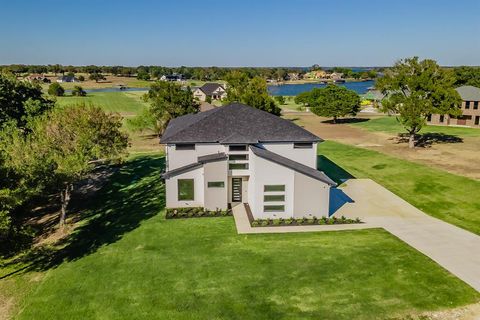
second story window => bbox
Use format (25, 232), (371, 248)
(465, 101), (471, 109)
(474, 101), (479, 110)
(229, 154), (248, 161)
(175, 144), (195, 150)
(229, 145), (247, 151)
(294, 142), (313, 149)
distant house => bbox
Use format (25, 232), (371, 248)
(193, 83), (227, 101)
(428, 85), (480, 127)
(160, 74), (184, 82)
(286, 73), (301, 81)
(25, 74), (50, 83)
(160, 103), (336, 220)
(56, 75), (78, 83)
(303, 70), (327, 80)
(328, 72), (343, 80)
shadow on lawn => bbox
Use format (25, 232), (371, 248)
(1, 155), (165, 278)
(397, 132), (463, 147)
(321, 118), (370, 124)
(317, 155), (355, 184)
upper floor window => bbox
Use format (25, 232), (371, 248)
(229, 145), (247, 151)
(294, 142), (313, 149)
(465, 101), (471, 109)
(474, 101), (479, 110)
(229, 154), (248, 161)
(175, 144), (195, 150)
(229, 163), (249, 170)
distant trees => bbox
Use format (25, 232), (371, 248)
(48, 82), (65, 96)
(131, 81), (199, 135)
(453, 66), (480, 87)
(77, 75), (85, 82)
(377, 57), (461, 148)
(224, 71), (281, 115)
(89, 73), (106, 82)
(301, 85), (360, 123)
(274, 95), (286, 105)
(136, 71), (151, 81)
(71, 85), (86, 96)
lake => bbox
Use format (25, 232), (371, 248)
(267, 80), (374, 96)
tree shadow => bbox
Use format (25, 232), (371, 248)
(317, 155), (355, 184)
(397, 132), (463, 147)
(321, 118), (370, 124)
(1, 155), (165, 278)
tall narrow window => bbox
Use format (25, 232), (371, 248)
(465, 101), (471, 109)
(178, 179), (194, 201)
(475, 116), (480, 126)
(439, 115), (444, 123)
(474, 101), (479, 110)
(427, 114), (432, 121)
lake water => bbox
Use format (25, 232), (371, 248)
(267, 80), (374, 96)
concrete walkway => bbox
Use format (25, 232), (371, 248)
(232, 179), (480, 292)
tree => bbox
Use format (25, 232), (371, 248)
(0, 73), (54, 128)
(71, 85), (86, 97)
(224, 72), (281, 115)
(453, 66), (480, 87)
(274, 95), (286, 105)
(48, 82), (65, 96)
(77, 75), (85, 82)
(135, 81), (200, 135)
(306, 85), (360, 123)
(89, 73), (106, 83)
(137, 71), (151, 81)
(376, 57), (462, 148)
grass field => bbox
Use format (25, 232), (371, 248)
(351, 116), (480, 137)
(2, 154), (478, 320)
(318, 141), (480, 235)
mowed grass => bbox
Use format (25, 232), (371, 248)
(351, 116), (480, 137)
(55, 91), (148, 114)
(8, 154), (479, 320)
(318, 141), (480, 235)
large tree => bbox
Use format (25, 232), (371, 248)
(224, 72), (280, 115)
(376, 57), (462, 148)
(302, 85), (360, 123)
(138, 81), (199, 135)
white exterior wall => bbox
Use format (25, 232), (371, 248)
(204, 161), (228, 210)
(165, 167), (204, 208)
(166, 144), (226, 170)
(249, 152), (295, 219)
(293, 172), (330, 218)
(260, 142), (317, 168)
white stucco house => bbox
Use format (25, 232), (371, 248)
(193, 83), (227, 101)
(160, 103), (337, 219)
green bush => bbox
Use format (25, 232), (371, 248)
(165, 207), (232, 219)
(48, 82), (64, 96)
(251, 215), (361, 227)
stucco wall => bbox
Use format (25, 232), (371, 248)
(260, 142), (317, 168)
(166, 144), (226, 170)
(293, 172), (330, 218)
(203, 160), (228, 210)
(165, 166), (204, 208)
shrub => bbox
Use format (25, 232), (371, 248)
(48, 82), (64, 96)
(165, 207), (232, 219)
(71, 85), (86, 97)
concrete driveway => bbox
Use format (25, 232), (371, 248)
(335, 179), (480, 293)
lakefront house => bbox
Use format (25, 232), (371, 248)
(193, 83), (227, 102)
(160, 103), (336, 219)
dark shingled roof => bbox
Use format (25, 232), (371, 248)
(199, 83), (225, 95)
(456, 86), (480, 101)
(160, 103), (321, 144)
(250, 145), (337, 186)
(162, 152), (227, 179)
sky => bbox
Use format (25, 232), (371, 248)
(1, 0), (479, 67)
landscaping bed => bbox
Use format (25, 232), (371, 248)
(166, 207), (232, 219)
(251, 215), (361, 227)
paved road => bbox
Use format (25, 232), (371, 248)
(232, 179), (480, 292)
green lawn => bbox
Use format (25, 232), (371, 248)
(350, 116), (480, 137)
(3, 154), (478, 320)
(318, 141), (480, 235)
(55, 91), (148, 114)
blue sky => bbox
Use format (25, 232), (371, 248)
(1, 0), (479, 67)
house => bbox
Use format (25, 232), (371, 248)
(193, 83), (227, 101)
(160, 74), (184, 82)
(160, 103), (337, 220)
(56, 75), (78, 83)
(25, 74), (50, 83)
(286, 72), (301, 81)
(303, 70), (327, 80)
(428, 85), (480, 127)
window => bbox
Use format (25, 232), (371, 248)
(294, 142), (313, 149)
(439, 115), (444, 123)
(264, 205), (285, 212)
(476, 116), (480, 126)
(175, 144), (195, 150)
(427, 114), (432, 122)
(264, 195), (285, 202)
(229, 145), (247, 151)
(474, 101), (479, 110)
(229, 154), (248, 161)
(465, 101), (471, 109)
(207, 181), (224, 188)
(264, 185), (285, 192)
(178, 179), (194, 201)
(229, 163), (249, 170)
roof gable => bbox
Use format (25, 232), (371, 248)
(456, 86), (480, 101)
(199, 83), (225, 95)
(160, 103), (321, 144)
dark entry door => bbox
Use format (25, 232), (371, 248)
(232, 178), (242, 202)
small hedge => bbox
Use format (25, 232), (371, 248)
(166, 207), (232, 219)
(251, 216), (361, 227)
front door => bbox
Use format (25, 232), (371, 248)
(232, 178), (242, 202)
